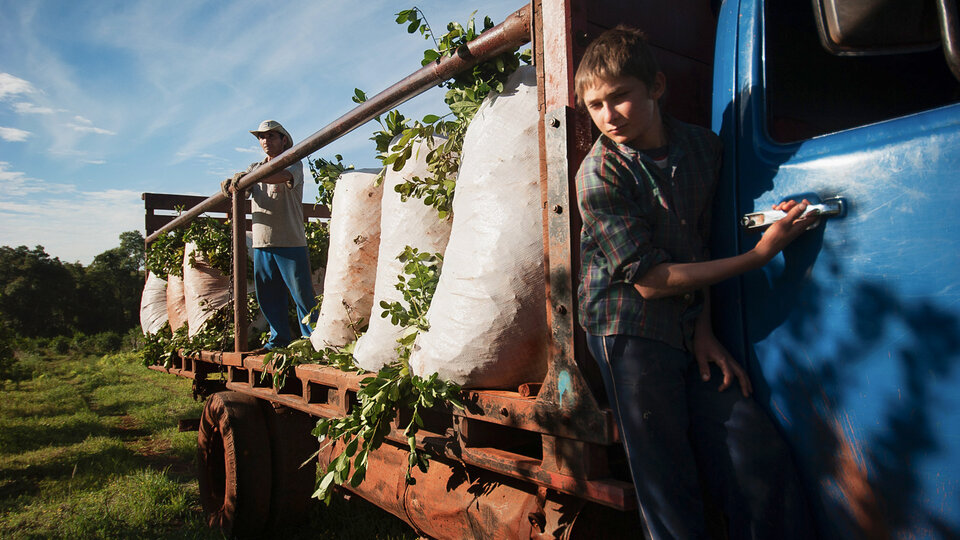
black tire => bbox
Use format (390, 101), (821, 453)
(261, 404), (320, 528)
(197, 391), (272, 538)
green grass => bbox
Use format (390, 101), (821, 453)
(0, 348), (418, 539)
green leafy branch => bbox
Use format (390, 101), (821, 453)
(144, 229), (185, 278)
(379, 247), (441, 337)
(380, 8), (531, 219)
(305, 220), (331, 273)
(145, 215), (236, 278)
(312, 246), (462, 503)
(262, 338), (317, 390)
(139, 293), (261, 368)
(308, 155), (353, 210)
(183, 217), (233, 275)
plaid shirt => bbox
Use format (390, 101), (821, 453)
(576, 116), (722, 351)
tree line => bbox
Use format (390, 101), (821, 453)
(0, 231), (145, 339)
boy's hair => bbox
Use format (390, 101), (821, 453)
(574, 26), (660, 103)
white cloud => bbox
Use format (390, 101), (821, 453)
(0, 73), (35, 100)
(13, 101), (58, 114)
(82, 159), (106, 165)
(68, 124), (116, 135)
(0, 161), (74, 196)
(66, 117), (116, 135)
(235, 146), (260, 154)
(0, 126), (32, 142)
(0, 188), (143, 265)
(0, 162), (27, 182)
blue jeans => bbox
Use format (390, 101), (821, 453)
(253, 246), (317, 349)
(586, 334), (809, 540)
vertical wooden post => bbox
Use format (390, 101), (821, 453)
(231, 191), (248, 352)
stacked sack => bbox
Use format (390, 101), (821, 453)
(353, 138), (454, 372)
(408, 65), (547, 389)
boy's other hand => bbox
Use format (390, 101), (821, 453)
(694, 327), (753, 397)
(753, 199), (818, 261)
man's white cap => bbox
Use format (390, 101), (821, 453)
(250, 120), (292, 147)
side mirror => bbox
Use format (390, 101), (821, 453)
(812, 0), (940, 55)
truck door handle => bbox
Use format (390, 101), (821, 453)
(740, 196), (847, 231)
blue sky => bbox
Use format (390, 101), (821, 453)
(0, 0), (523, 264)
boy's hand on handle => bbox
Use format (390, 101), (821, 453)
(753, 199), (818, 261)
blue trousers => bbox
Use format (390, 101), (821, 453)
(587, 334), (809, 540)
(253, 246), (317, 349)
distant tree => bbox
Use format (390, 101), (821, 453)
(119, 230), (145, 271)
(0, 232), (146, 338)
(0, 245), (78, 337)
(75, 232), (144, 334)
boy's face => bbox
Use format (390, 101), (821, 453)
(582, 73), (665, 149)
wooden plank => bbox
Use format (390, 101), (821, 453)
(142, 192), (330, 235)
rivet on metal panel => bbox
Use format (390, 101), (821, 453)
(553, 204), (563, 214)
(555, 304), (567, 315)
(549, 117), (560, 128)
(500, 407), (509, 417)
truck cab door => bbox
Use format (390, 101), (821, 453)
(712, 0), (960, 537)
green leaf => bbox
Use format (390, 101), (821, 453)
(315, 470), (335, 498)
(350, 466), (366, 487)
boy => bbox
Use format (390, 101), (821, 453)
(575, 27), (812, 538)
(221, 120), (316, 351)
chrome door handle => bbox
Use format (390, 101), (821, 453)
(741, 196), (846, 231)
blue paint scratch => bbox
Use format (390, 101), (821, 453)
(558, 370), (571, 408)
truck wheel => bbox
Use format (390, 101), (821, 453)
(261, 403), (319, 528)
(197, 391), (272, 538)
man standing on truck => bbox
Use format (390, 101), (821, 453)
(221, 120), (316, 351)
(575, 27), (813, 539)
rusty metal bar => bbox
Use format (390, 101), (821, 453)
(145, 4), (532, 245)
(231, 192), (248, 352)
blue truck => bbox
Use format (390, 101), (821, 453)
(711, 1), (960, 537)
(146, 0), (960, 537)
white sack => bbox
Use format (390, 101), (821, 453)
(310, 170), (383, 350)
(140, 271), (168, 335)
(183, 242), (232, 338)
(409, 65), (547, 389)
(354, 139), (454, 372)
(166, 273), (188, 332)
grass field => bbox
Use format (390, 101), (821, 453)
(0, 347), (418, 539)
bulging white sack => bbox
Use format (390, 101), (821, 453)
(409, 65), (547, 389)
(166, 273), (188, 332)
(140, 271), (168, 335)
(354, 138), (454, 372)
(311, 170), (383, 350)
(183, 242), (232, 338)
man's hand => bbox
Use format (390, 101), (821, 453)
(694, 325), (753, 397)
(220, 172), (245, 196)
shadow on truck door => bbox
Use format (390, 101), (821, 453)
(711, 1), (960, 536)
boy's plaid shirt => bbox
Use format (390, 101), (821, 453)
(576, 116), (722, 351)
